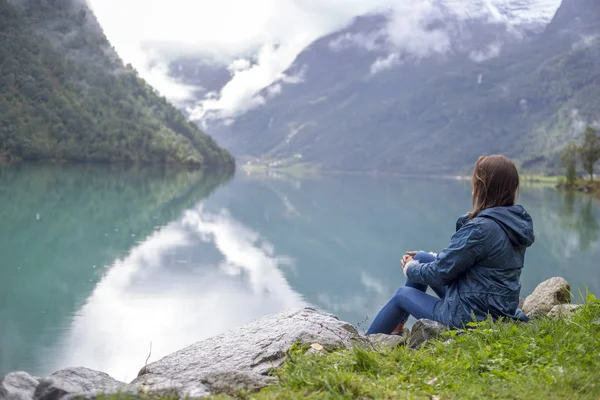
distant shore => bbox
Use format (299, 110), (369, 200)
(557, 180), (600, 198)
(240, 164), (564, 187)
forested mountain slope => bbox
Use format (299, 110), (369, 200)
(0, 0), (234, 169)
(208, 0), (599, 174)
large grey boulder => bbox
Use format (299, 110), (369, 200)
(408, 319), (448, 349)
(34, 368), (124, 400)
(133, 308), (363, 396)
(523, 277), (571, 316)
(0, 372), (40, 400)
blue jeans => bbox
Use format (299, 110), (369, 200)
(367, 252), (446, 335)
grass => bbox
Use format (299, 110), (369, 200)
(520, 174), (560, 187)
(99, 300), (600, 400)
(248, 298), (600, 399)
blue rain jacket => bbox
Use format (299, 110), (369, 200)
(406, 205), (535, 328)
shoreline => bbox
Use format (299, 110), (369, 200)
(2, 278), (598, 400)
(556, 180), (600, 199)
(240, 163), (561, 187)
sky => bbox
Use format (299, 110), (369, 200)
(87, 0), (561, 123)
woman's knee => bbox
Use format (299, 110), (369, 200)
(393, 287), (439, 320)
(393, 287), (417, 304)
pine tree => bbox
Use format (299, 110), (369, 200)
(561, 142), (579, 186)
(579, 126), (600, 182)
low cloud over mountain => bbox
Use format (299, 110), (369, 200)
(89, 0), (561, 122)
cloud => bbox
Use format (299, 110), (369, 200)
(187, 42), (307, 122)
(330, 31), (384, 52)
(88, 0), (395, 114)
(572, 34), (599, 50)
(337, 1), (454, 76)
(337, 2), (454, 76)
(88, 0), (561, 121)
(370, 53), (400, 75)
(337, 0), (561, 75)
(469, 42), (504, 63)
(384, 2), (453, 58)
(335, 0), (514, 75)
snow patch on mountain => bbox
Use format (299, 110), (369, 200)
(443, 0), (561, 29)
(491, 0), (563, 27)
(327, 0), (561, 73)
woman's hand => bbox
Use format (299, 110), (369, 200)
(402, 251), (418, 276)
(401, 255), (414, 276)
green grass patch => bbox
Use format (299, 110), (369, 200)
(253, 300), (600, 399)
(520, 174), (560, 187)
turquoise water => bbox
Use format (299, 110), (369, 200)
(1, 165), (599, 381)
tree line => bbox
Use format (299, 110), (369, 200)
(0, 0), (234, 170)
(561, 125), (600, 186)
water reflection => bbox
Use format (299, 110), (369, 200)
(55, 206), (306, 381)
(203, 174), (477, 328)
(540, 189), (600, 255)
(0, 164), (231, 377)
(559, 192), (600, 251)
(205, 174), (600, 326)
(2, 168), (600, 379)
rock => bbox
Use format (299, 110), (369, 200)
(130, 371), (272, 398)
(527, 309), (547, 319)
(134, 308), (363, 396)
(523, 277), (571, 316)
(34, 368), (124, 400)
(547, 304), (581, 318)
(0, 372), (40, 400)
(365, 334), (406, 350)
(199, 371), (275, 395)
(305, 343), (326, 356)
(310, 343), (325, 352)
(123, 374), (211, 399)
(33, 380), (78, 400)
(408, 319), (448, 349)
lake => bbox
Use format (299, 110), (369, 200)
(1, 164), (599, 381)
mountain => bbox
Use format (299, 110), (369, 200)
(546, 0), (600, 32)
(0, 0), (234, 169)
(200, 0), (599, 174)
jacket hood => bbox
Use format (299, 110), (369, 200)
(478, 205), (535, 248)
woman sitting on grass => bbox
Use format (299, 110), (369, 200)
(367, 155), (535, 335)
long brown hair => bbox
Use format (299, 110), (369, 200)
(469, 155), (519, 218)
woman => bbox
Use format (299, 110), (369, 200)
(367, 155), (535, 334)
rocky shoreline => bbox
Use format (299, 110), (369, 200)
(0, 277), (576, 400)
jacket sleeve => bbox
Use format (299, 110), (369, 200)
(406, 222), (485, 286)
(455, 214), (470, 232)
